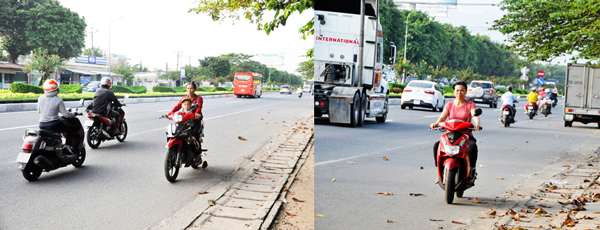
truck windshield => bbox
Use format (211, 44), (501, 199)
(236, 75), (251, 81)
(315, 0), (376, 16)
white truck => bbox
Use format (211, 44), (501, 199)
(313, 0), (395, 127)
(563, 63), (600, 128)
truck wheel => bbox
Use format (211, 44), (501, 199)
(401, 104), (406, 110)
(358, 93), (366, 126)
(350, 92), (360, 127)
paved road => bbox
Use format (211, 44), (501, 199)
(314, 99), (600, 229)
(0, 93), (312, 229)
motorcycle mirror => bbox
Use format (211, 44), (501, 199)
(124, 94), (130, 99)
(79, 99), (85, 106)
(474, 108), (483, 116)
(191, 104), (198, 110)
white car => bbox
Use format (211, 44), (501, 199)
(400, 80), (446, 112)
(280, 85), (292, 94)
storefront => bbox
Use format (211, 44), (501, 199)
(0, 63), (25, 90)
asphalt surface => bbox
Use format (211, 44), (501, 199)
(0, 92), (312, 229)
(314, 99), (600, 229)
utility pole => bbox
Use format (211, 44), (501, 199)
(88, 27), (98, 56)
(176, 50), (180, 71)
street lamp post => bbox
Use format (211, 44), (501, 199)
(402, 11), (414, 84)
(108, 17), (124, 77)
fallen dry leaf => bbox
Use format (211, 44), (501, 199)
(347, 161), (356, 164)
(264, 167), (274, 170)
(375, 192), (394, 195)
(243, 156), (248, 158)
(383, 156), (389, 161)
(429, 219), (443, 221)
(549, 185), (558, 190)
(292, 198), (305, 202)
(386, 219), (393, 223)
(198, 191), (209, 195)
(563, 165), (571, 167)
(584, 179), (591, 182)
(208, 200), (215, 206)
(473, 197), (481, 203)
(478, 164), (485, 168)
(451, 221), (465, 224)
(284, 189), (293, 195)
(285, 211), (296, 216)
(420, 166), (424, 169)
(410, 193), (425, 196)
(520, 209), (528, 213)
(332, 178), (336, 182)
(489, 209), (497, 216)
(508, 209), (517, 216)
(238, 136), (247, 141)
(315, 214), (324, 217)
(294, 177), (299, 180)
(534, 208), (547, 215)
(564, 219), (576, 227)
(497, 178), (504, 180)
(582, 214), (593, 220)
(514, 213), (521, 221)
(238, 206), (243, 208)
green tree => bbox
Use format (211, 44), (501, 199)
(114, 63), (134, 86)
(492, 0), (600, 64)
(296, 58), (313, 80)
(183, 65), (212, 83)
(83, 47), (104, 57)
(0, 0), (86, 63)
(380, 0), (402, 64)
(22, 48), (66, 85)
(219, 53), (268, 79)
(189, 0), (313, 39)
(199, 56), (231, 79)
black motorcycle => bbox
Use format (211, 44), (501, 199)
(160, 104), (207, 182)
(540, 98), (553, 117)
(84, 95), (128, 149)
(17, 101), (86, 181)
(500, 104), (516, 127)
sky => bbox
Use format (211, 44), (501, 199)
(57, 0), (313, 75)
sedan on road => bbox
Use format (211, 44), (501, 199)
(400, 80), (445, 112)
(83, 81), (101, 92)
(280, 85), (292, 94)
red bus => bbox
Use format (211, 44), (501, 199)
(234, 72), (264, 98)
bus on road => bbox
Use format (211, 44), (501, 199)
(234, 72), (264, 98)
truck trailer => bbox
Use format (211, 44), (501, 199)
(313, 0), (395, 127)
(563, 63), (600, 128)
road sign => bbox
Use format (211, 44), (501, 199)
(537, 70), (545, 78)
(537, 77), (545, 86)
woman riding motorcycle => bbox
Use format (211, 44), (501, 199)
(429, 80), (481, 183)
(37, 79), (83, 155)
(164, 82), (203, 138)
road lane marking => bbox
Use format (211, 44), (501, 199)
(315, 154), (369, 166)
(133, 103), (284, 137)
(424, 115), (439, 118)
(0, 125), (38, 132)
(226, 101), (243, 104)
(315, 140), (431, 166)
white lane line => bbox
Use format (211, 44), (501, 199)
(132, 103), (283, 137)
(0, 125), (38, 132)
(315, 140), (432, 166)
(0, 111), (37, 115)
(226, 101), (243, 104)
(424, 115), (439, 118)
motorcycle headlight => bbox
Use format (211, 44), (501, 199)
(175, 114), (184, 122)
(442, 138), (465, 156)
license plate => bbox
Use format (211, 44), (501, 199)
(84, 120), (94, 127)
(16, 152), (32, 163)
(413, 100), (421, 105)
(241, 89), (245, 92)
(528, 106), (533, 109)
(474, 99), (483, 102)
(503, 111), (509, 115)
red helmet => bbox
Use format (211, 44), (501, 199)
(43, 79), (59, 92)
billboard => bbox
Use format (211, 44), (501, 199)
(258, 53), (285, 66)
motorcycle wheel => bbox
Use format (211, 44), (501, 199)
(164, 147), (180, 182)
(444, 168), (457, 204)
(191, 143), (202, 169)
(22, 163), (42, 181)
(529, 112), (534, 120)
(504, 116), (509, 127)
(87, 125), (101, 149)
(116, 121), (128, 142)
(72, 148), (86, 167)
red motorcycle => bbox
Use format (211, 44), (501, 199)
(433, 109), (482, 204)
(160, 105), (207, 182)
(84, 95), (128, 149)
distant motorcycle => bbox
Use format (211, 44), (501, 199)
(84, 95), (128, 149)
(298, 91), (303, 98)
(160, 104), (207, 182)
(500, 104), (516, 127)
(526, 102), (537, 120)
(17, 100), (86, 181)
(540, 98), (553, 117)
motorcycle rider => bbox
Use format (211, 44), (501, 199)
(541, 88), (554, 114)
(91, 77), (124, 135)
(524, 87), (538, 114)
(297, 86), (303, 97)
(429, 80), (481, 185)
(500, 85), (518, 122)
(165, 82), (203, 139)
(37, 79), (82, 155)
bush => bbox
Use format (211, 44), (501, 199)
(441, 86), (453, 94)
(129, 86), (147, 94)
(60, 84), (82, 94)
(388, 83), (405, 93)
(152, 86), (175, 92)
(201, 87), (216, 92)
(223, 87), (233, 91)
(10, 82), (44, 94)
(214, 87), (227, 91)
(173, 86), (187, 92)
(497, 88), (507, 94)
(111, 85), (134, 93)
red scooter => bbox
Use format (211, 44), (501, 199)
(160, 104), (207, 182)
(433, 109), (482, 204)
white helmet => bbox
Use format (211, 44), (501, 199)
(531, 87), (536, 92)
(43, 79), (59, 92)
(545, 88), (550, 93)
(100, 77), (112, 88)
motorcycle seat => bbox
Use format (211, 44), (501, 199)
(36, 129), (62, 138)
